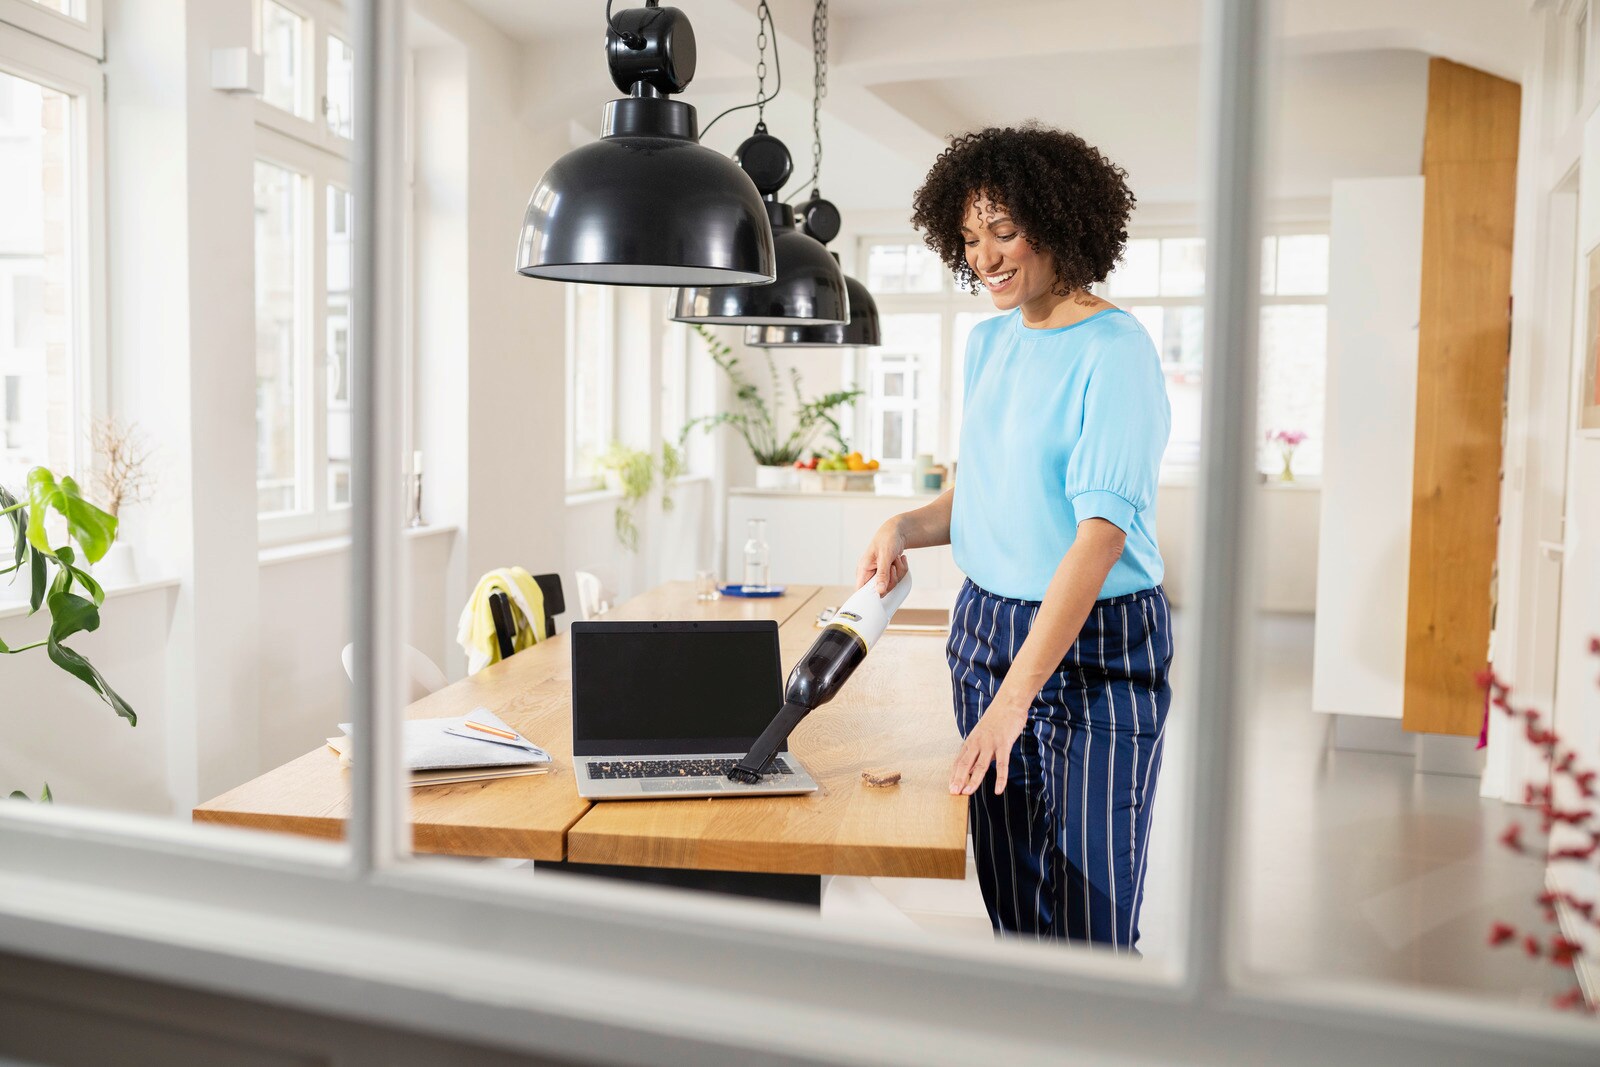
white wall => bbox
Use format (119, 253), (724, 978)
(0, 585), (176, 813)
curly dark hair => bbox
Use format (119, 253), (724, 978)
(910, 124), (1136, 296)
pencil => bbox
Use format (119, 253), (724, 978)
(464, 720), (519, 741)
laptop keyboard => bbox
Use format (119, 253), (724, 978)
(587, 757), (793, 780)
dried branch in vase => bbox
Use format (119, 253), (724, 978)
(89, 417), (156, 519)
(1481, 639), (1600, 1015)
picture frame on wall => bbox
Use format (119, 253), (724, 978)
(1586, 245), (1600, 432)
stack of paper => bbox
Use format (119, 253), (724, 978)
(328, 707), (552, 788)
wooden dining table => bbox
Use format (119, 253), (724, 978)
(193, 582), (968, 902)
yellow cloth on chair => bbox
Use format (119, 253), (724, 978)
(456, 567), (547, 674)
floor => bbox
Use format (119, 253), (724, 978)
(822, 612), (1578, 1007)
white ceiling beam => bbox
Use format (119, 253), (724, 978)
(834, 0), (1528, 85)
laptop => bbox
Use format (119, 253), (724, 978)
(570, 620), (820, 800)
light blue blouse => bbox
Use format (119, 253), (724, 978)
(951, 308), (1170, 602)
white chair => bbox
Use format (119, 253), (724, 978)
(574, 570), (608, 620)
(340, 643), (450, 704)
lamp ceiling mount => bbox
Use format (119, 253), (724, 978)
(606, 1), (695, 97)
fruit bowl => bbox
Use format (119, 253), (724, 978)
(839, 470), (877, 492)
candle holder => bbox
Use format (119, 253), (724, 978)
(406, 471), (425, 527)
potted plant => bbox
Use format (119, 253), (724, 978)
(683, 324), (860, 489)
(2, 467), (138, 801)
(595, 442), (656, 552)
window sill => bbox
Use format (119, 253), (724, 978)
(566, 474), (711, 508)
(257, 524), (459, 568)
(0, 575), (181, 622)
(1159, 469), (1321, 491)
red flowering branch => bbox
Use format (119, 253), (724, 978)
(1481, 640), (1600, 1015)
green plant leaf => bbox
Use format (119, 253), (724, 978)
(41, 782), (52, 803)
(46, 636), (136, 726)
(0, 482), (24, 571)
(29, 545), (45, 613)
(48, 589), (101, 643)
(26, 468), (118, 564)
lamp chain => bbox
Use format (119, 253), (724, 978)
(809, 0), (827, 194)
(789, 0), (827, 204)
(754, 0), (773, 128)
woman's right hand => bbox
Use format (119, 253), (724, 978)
(856, 518), (910, 595)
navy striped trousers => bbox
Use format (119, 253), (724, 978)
(945, 579), (1173, 949)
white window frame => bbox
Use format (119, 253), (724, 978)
(1102, 220), (1330, 476)
(564, 283), (615, 494)
(254, 125), (351, 543)
(3, 4), (1600, 1064)
(0, 0), (102, 62)
(254, 0), (353, 158)
(0, 16), (107, 486)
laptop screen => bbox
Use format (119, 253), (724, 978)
(569, 621), (785, 757)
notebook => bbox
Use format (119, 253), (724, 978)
(330, 707), (551, 788)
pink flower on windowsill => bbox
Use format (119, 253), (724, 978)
(1266, 428), (1308, 482)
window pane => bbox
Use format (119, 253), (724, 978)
(1159, 237), (1205, 296)
(262, 0), (308, 119)
(1260, 235), (1277, 295)
(1158, 307), (1204, 468)
(1257, 304), (1326, 476)
(19, 0), (81, 18)
(1107, 238), (1160, 297)
(326, 35), (354, 139)
(866, 242), (945, 294)
(870, 313), (940, 466)
(568, 285), (609, 480)
(254, 161), (305, 516)
(880, 409), (905, 462)
(0, 70), (78, 492)
(1274, 234), (1329, 296)
(327, 186), (352, 509)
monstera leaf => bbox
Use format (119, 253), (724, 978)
(27, 468), (117, 564)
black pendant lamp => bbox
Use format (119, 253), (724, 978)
(742, 1), (879, 348)
(745, 193), (881, 348)
(515, 3), (775, 286)
(671, 131), (849, 325)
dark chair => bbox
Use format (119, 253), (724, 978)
(488, 572), (565, 661)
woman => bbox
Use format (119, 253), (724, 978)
(857, 124), (1172, 949)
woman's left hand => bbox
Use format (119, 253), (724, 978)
(949, 695), (1030, 795)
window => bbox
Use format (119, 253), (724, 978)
(0, 53), (97, 492)
(1106, 231), (1330, 475)
(0, 0), (102, 60)
(1258, 233), (1329, 475)
(869, 313), (940, 464)
(865, 240), (946, 294)
(326, 185), (352, 507)
(856, 239), (999, 471)
(326, 34), (353, 139)
(252, 0), (360, 539)
(253, 128), (351, 536)
(255, 0), (353, 153)
(566, 284), (613, 488)
(261, 0), (308, 119)
(8, 6), (1598, 1065)
(253, 160), (305, 516)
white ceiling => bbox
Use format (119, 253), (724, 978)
(458, 0), (1527, 214)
